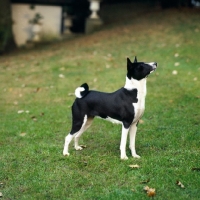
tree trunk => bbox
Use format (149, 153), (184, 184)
(0, 0), (16, 54)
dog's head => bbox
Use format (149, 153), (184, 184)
(127, 57), (157, 80)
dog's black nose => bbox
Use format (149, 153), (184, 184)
(154, 62), (157, 67)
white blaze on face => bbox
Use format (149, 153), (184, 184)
(145, 62), (157, 73)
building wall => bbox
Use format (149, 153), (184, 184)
(12, 4), (62, 46)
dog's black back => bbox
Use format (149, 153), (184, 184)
(71, 88), (138, 132)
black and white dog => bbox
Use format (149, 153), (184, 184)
(63, 57), (157, 160)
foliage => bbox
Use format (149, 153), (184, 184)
(0, 0), (15, 53)
(0, 3), (200, 199)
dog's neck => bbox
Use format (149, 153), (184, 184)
(124, 76), (147, 94)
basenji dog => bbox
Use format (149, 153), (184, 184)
(63, 57), (157, 160)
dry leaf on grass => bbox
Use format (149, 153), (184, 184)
(20, 132), (26, 137)
(0, 192), (3, 197)
(18, 110), (24, 114)
(59, 74), (65, 78)
(176, 180), (185, 188)
(129, 164), (140, 169)
(139, 119), (144, 124)
(140, 179), (150, 184)
(172, 70), (178, 75)
(174, 53), (179, 57)
(31, 116), (37, 121)
(192, 167), (200, 171)
(174, 62), (180, 66)
(193, 77), (197, 81)
(144, 186), (156, 197)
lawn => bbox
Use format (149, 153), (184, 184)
(0, 2), (200, 200)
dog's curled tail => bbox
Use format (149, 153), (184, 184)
(75, 83), (89, 98)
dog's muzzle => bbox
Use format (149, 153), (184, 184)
(150, 62), (157, 73)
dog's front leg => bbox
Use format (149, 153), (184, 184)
(120, 125), (129, 160)
(129, 123), (140, 158)
(63, 134), (74, 156)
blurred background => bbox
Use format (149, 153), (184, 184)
(0, 0), (199, 53)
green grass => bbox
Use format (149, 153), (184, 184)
(0, 3), (200, 199)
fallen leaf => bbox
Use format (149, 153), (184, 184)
(35, 87), (41, 93)
(144, 186), (156, 197)
(176, 180), (185, 188)
(192, 167), (200, 171)
(14, 101), (18, 105)
(147, 188), (156, 197)
(20, 133), (26, 137)
(174, 53), (179, 57)
(59, 74), (65, 78)
(31, 116), (37, 121)
(193, 77), (197, 81)
(0, 192), (2, 197)
(139, 119), (144, 124)
(129, 164), (140, 169)
(83, 161), (88, 166)
(172, 70), (178, 75)
(140, 179), (150, 184)
(144, 186), (150, 191)
(174, 62), (180, 66)
(106, 64), (110, 68)
(18, 110), (24, 114)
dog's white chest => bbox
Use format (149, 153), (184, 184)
(132, 79), (147, 123)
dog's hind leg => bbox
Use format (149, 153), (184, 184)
(129, 123), (140, 158)
(63, 115), (87, 156)
(74, 116), (93, 151)
(63, 133), (74, 156)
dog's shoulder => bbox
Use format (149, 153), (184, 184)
(116, 88), (138, 103)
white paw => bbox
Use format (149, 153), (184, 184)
(75, 146), (83, 151)
(132, 154), (141, 158)
(121, 155), (128, 160)
(63, 152), (70, 156)
(75, 145), (86, 151)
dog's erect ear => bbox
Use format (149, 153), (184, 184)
(134, 56), (137, 63)
(127, 57), (132, 70)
